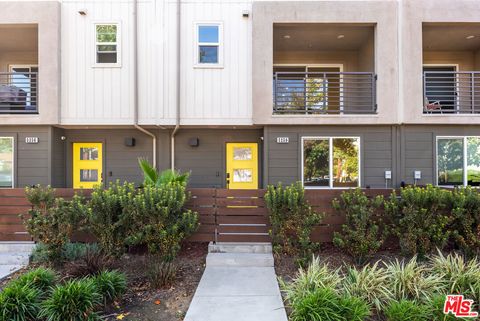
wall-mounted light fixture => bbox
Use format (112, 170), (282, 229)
(242, 10), (249, 18)
(188, 137), (200, 147)
(78, 9), (87, 16)
(124, 137), (136, 147)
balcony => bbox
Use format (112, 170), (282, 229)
(423, 71), (480, 114)
(273, 71), (376, 114)
(422, 23), (480, 115)
(272, 23), (376, 115)
(0, 24), (38, 114)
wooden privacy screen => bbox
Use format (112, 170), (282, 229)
(0, 188), (392, 243)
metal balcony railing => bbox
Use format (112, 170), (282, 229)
(273, 71), (377, 114)
(423, 71), (480, 114)
(0, 72), (38, 114)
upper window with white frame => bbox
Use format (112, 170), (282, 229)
(302, 137), (360, 188)
(196, 23), (222, 66)
(95, 23), (120, 66)
(437, 136), (480, 186)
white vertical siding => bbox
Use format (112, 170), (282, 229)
(61, 0), (253, 126)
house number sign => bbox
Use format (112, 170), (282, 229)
(25, 137), (39, 144)
(276, 137), (289, 144)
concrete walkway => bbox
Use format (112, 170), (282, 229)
(184, 243), (288, 321)
(0, 242), (34, 280)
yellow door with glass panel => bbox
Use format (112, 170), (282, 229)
(73, 143), (103, 189)
(226, 143), (258, 189)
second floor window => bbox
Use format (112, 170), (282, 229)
(196, 23), (222, 66)
(95, 24), (120, 66)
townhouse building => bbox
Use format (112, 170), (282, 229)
(1, 0), (480, 190)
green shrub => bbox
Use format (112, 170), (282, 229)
(12, 267), (57, 294)
(385, 256), (445, 303)
(450, 186), (480, 257)
(289, 287), (370, 321)
(127, 183), (199, 261)
(289, 287), (343, 321)
(384, 300), (430, 321)
(23, 186), (88, 262)
(332, 188), (385, 264)
(265, 182), (323, 265)
(87, 181), (136, 257)
(280, 256), (342, 306)
(430, 251), (480, 304)
(93, 270), (127, 305)
(39, 278), (101, 321)
(384, 185), (451, 256)
(146, 257), (177, 288)
(138, 158), (190, 187)
(32, 242), (99, 264)
(342, 261), (393, 311)
(0, 282), (40, 321)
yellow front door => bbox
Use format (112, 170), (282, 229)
(73, 142), (103, 189)
(226, 143), (258, 189)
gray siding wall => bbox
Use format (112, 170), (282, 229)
(264, 126), (395, 188)
(0, 126), (51, 187)
(65, 129), (170, 187)
(401, 125), (480, 186)
(174, 129), (263, 188)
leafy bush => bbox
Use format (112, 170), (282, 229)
(385, 256), (445, 303)
(430, 251), (480, 304)
(280, 256), (342, 306)
(93, 270), (127, 305)
(342, 261), (393, 311)
(449, 186), (480, 257)
(12, 267), (57, 294)
(32, 242), (100, 264)
(64, 248), (113, 278)
(87, 181), (136, 257)
(138, 158), (190, 187)
(384, 300), (430, 321)
(332, 188), (385, 264)
(289, 287), (370, 321)
(146, 257), (177, 288)
(384, 185), (451, 256)
(0, 282), (40, 321)
(127, 183), (199, 261)
(265, 182), (323, 265)
(39, 279), (101, 321)
(23, 185), (87, 262)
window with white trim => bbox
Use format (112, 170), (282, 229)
(437, 136), (480, 186)
(196, 23), (222, 65)
(95, 24), (120, 65)
(0, 137), (14, 188)
(302, 137), (360, 188)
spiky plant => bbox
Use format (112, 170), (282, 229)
(138, 158), (189, 187)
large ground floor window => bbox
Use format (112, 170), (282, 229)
(437, 136), (480, 186)
(0, 137), (14, 188)
(302, 137), (360, 188)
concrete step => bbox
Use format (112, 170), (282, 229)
(0, 252), (30, 265)
(0, 265), (23, 280)
(0, 242), (36, 253)
(209, 242), (272, 254)
(206, 253), (274, 267)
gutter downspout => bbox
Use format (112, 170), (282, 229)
(133, 0), (157, 168)
(171, 0), (181, 170)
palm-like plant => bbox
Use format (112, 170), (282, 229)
(138, 158), (189, 187)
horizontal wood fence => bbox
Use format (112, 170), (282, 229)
(0, 188), (392, 243)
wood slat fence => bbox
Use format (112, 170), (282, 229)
(0, 188), (392, 243)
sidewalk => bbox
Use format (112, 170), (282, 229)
(184, 248), (288, 321)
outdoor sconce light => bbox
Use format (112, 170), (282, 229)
(124, 137), (136, 147)
(188, 138), (200, 147)
(242, 10), (249, 18)
(78, 9), (88, 16)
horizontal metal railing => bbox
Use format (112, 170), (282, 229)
(0, 72), (38, 114)
(273, 71), (377, 114)
(423, 71), (480, 114)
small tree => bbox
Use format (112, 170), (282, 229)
(23, 185), (87, 262)
(332, 188), (385, 264)
(265, 182), (323, 266)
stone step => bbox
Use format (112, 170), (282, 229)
(0, 242), (36, 253)
(0, 252), (30, 266)
(208, 242), (272, 254)
(206, 253), (274, 267)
